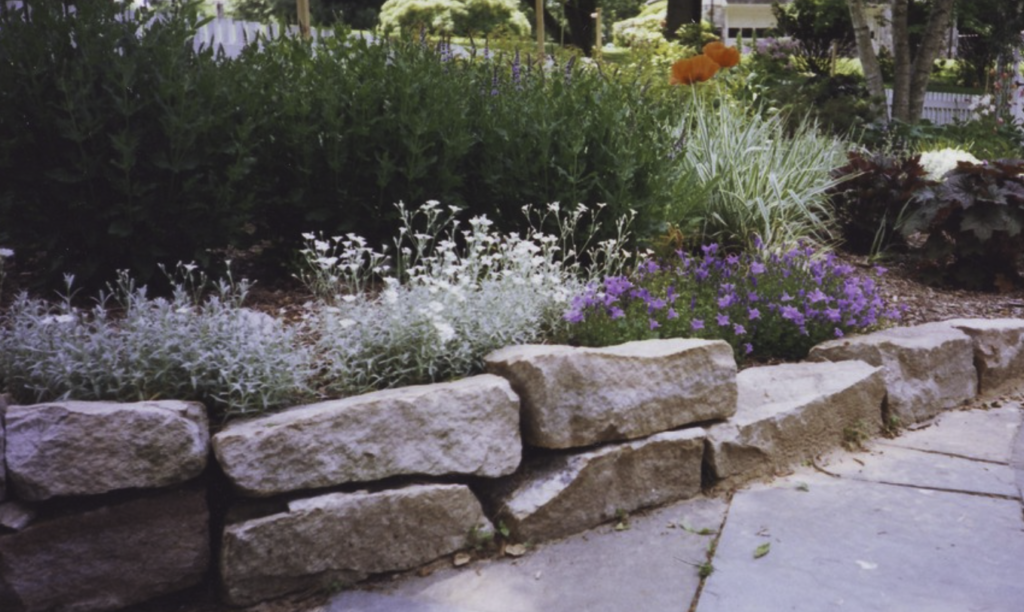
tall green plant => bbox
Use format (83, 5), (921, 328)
(0, 1), (259, 288)
(665, 97), (846, 251)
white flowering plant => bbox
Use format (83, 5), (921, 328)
(917, 147), (982, 182)
(298, 201), (634, 397)
(0, 202), (634, 420)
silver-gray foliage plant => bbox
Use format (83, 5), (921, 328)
(0, 266), (313, 421)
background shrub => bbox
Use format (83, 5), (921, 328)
(0, 2), (260, 288)
(0, 3), (683, 288)
(377, 0), (530, 37)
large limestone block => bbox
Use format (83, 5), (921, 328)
(488, 428), (706, 543)
(220, 484), (493, 606)
(808, 322), (976, 424)
(706, 361), (886, 485)
(941, 318), (1024, 394)
(0, 488), (209, 612)
(212, 375), (521, 497)
(5, 400), (209, 501)
(484, 339), (737, 449)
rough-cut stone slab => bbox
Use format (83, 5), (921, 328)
(484, 339), (736, 449)
(809, 322), (976, 424)
(0, 488), (209, 612)
(5, 401), (209, 501)
(213, 375), (521, 497)
(488, 429), (706, 543)
(706, 361), (886, 484)
(697, 474), (1024, 612)
(822, 444), (1019, 498)
(881, 404), (1023, 464)
(220, 484), (492, 606)
(940, 318), (1024, 394)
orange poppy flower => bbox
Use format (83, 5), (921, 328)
(702, 41), (740, 69)
(670, 55), (720, 85)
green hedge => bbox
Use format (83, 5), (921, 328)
(0, 1), (683, 288)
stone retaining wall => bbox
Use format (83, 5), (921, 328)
(2, 320), (1022, 610)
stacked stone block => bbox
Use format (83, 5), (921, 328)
(0, 401), (211, 611)
(1, 320), (1020, 611)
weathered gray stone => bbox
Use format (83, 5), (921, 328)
(484, 339), (737, 449)
(809, 322), (976, 424)
(940, 318), (1024, 394)
(5, 401), (209, 501)
(0, 502), (36, 532)
(706, 361), (886, 484)
(489, 428), (706, 543)
(213, 375), (521, 497)
(0, 488), (209, 612)
(220, 484), (493, 606)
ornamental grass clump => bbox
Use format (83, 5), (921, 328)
(666, 98), (846, 252)
(563, 240), (903, 361)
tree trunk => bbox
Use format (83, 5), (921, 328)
(891, 0), (912, 121)
(908, 0), (955, 123)
(665, 0), (702, 41)
(562, 0), (596, 56)
(848, 0), (885, 104)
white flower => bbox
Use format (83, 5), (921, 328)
(433, 320), (456, 343)
(0, 248), (13, 258)
(338, 318), (357, 329)
(919, 148), (981, 182)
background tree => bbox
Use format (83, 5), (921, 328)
(848, 0), (956, 123)
(954, 0), (1024, 89)
(664, 0), (701, 41)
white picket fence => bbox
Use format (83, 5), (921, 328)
(192, 17), (334, 57)
(883, 88), (1024, 126)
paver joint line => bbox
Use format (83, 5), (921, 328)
(847, 478), (1023, 502)
(686, 492), (734, 612)
(877, 442), (1010, 466)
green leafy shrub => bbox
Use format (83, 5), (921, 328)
(738, 38), (882, 136)
(829, 151), (936, 256)
(377, 0), (530, 37)
(0, 3), (682, 288)
(562, 240), (903, 361)
(858, 117), (1024, 162)
(0, 1), (260, 289)
(901, 159), (1024, 290)
(770, 0), (854, 76)
(612, 2), (716, 49)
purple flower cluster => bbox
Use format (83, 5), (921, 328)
(753, 38), (802, 62)
(564, 241), (905, 361)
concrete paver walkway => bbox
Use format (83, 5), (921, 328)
(329, 403), (1024, 612)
